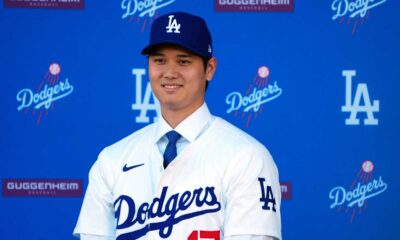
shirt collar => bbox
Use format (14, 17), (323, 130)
(154, 103), (213, 144)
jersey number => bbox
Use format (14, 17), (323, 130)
(187, 230), (220, 240)
(258, 177), (276, 212)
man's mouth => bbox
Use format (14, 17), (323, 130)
(162, 83), (183, 89)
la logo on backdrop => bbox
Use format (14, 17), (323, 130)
(16, 63), (74, 125)
(225, 66), (283, 128)
(341, 70), (379, 126)
(121, 0), (177, 31)
(331, 0), (387, 34)
(329, 160), (387, 223)
(131, 68), (160, 123)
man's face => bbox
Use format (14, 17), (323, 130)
(148, 45), (216, 116)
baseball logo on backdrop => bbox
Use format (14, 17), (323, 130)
(362, 160), (374, 173)
(225, 66), (282, 127)
(121, 0), (176, 31)
(49, 63), (61, 75)
(16, 63), (74, 125)
(331, 0), (387, 34)
(329, 160), (387, 223)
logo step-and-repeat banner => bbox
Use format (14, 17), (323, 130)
(1, 0), (398, 239)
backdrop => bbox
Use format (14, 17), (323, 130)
(1, 0), (399, 239)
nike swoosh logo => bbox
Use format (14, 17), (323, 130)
(122, 163), (144, 172)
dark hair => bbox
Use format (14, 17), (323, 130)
(202, 57), (211, 91)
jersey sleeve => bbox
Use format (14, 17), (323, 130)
(222, 144), (281, 240)
(73, 150), (117, 238)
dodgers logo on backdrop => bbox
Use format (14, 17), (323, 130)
(16, 63), (74, 125)
(121, 0), (176, 31)
(329, 160), (387, 223)
(225, 66), (282, 127)
(331, 0), (387, 34)
(114, 186), (221, 239)
(341, 70), (379, 126)
(131, 68), (160, 123)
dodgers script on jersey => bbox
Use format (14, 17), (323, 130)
(74, 112), (281, 239)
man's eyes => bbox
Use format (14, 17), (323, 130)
(152, 58), (165, 64)
(151, 58), (191, 65)
(178, 59), (191, 65)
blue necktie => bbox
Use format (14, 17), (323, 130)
(163, 130), (181, 168)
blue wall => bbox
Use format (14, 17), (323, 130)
(1, 1), (399, 239)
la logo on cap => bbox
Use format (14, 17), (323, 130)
(166, 15), (181, 33)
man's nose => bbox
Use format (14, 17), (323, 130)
(162, 63), (179, 79)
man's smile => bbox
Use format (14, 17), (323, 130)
(161, 83), (183, 89)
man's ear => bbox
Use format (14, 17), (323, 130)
(206, 57), (217, 81)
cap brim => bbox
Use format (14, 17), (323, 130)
(141, 42), (211, 58)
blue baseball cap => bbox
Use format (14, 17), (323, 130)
(141, 12), (213, 58)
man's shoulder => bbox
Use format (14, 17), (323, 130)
(101, 123), (156, 157)
(212, 117), (264, 149)
(203, 117), (271, 161)
(204, 118), (274, 173)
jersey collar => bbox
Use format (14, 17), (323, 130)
(154, 103), (213, 144)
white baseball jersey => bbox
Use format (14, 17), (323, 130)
(74, 104), (281, 240)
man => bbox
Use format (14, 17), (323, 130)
(74, 12), (281, 240)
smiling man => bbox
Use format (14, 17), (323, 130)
(74, 12), (281, 240)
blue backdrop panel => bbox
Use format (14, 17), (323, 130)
(1, 0), (399, 239)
